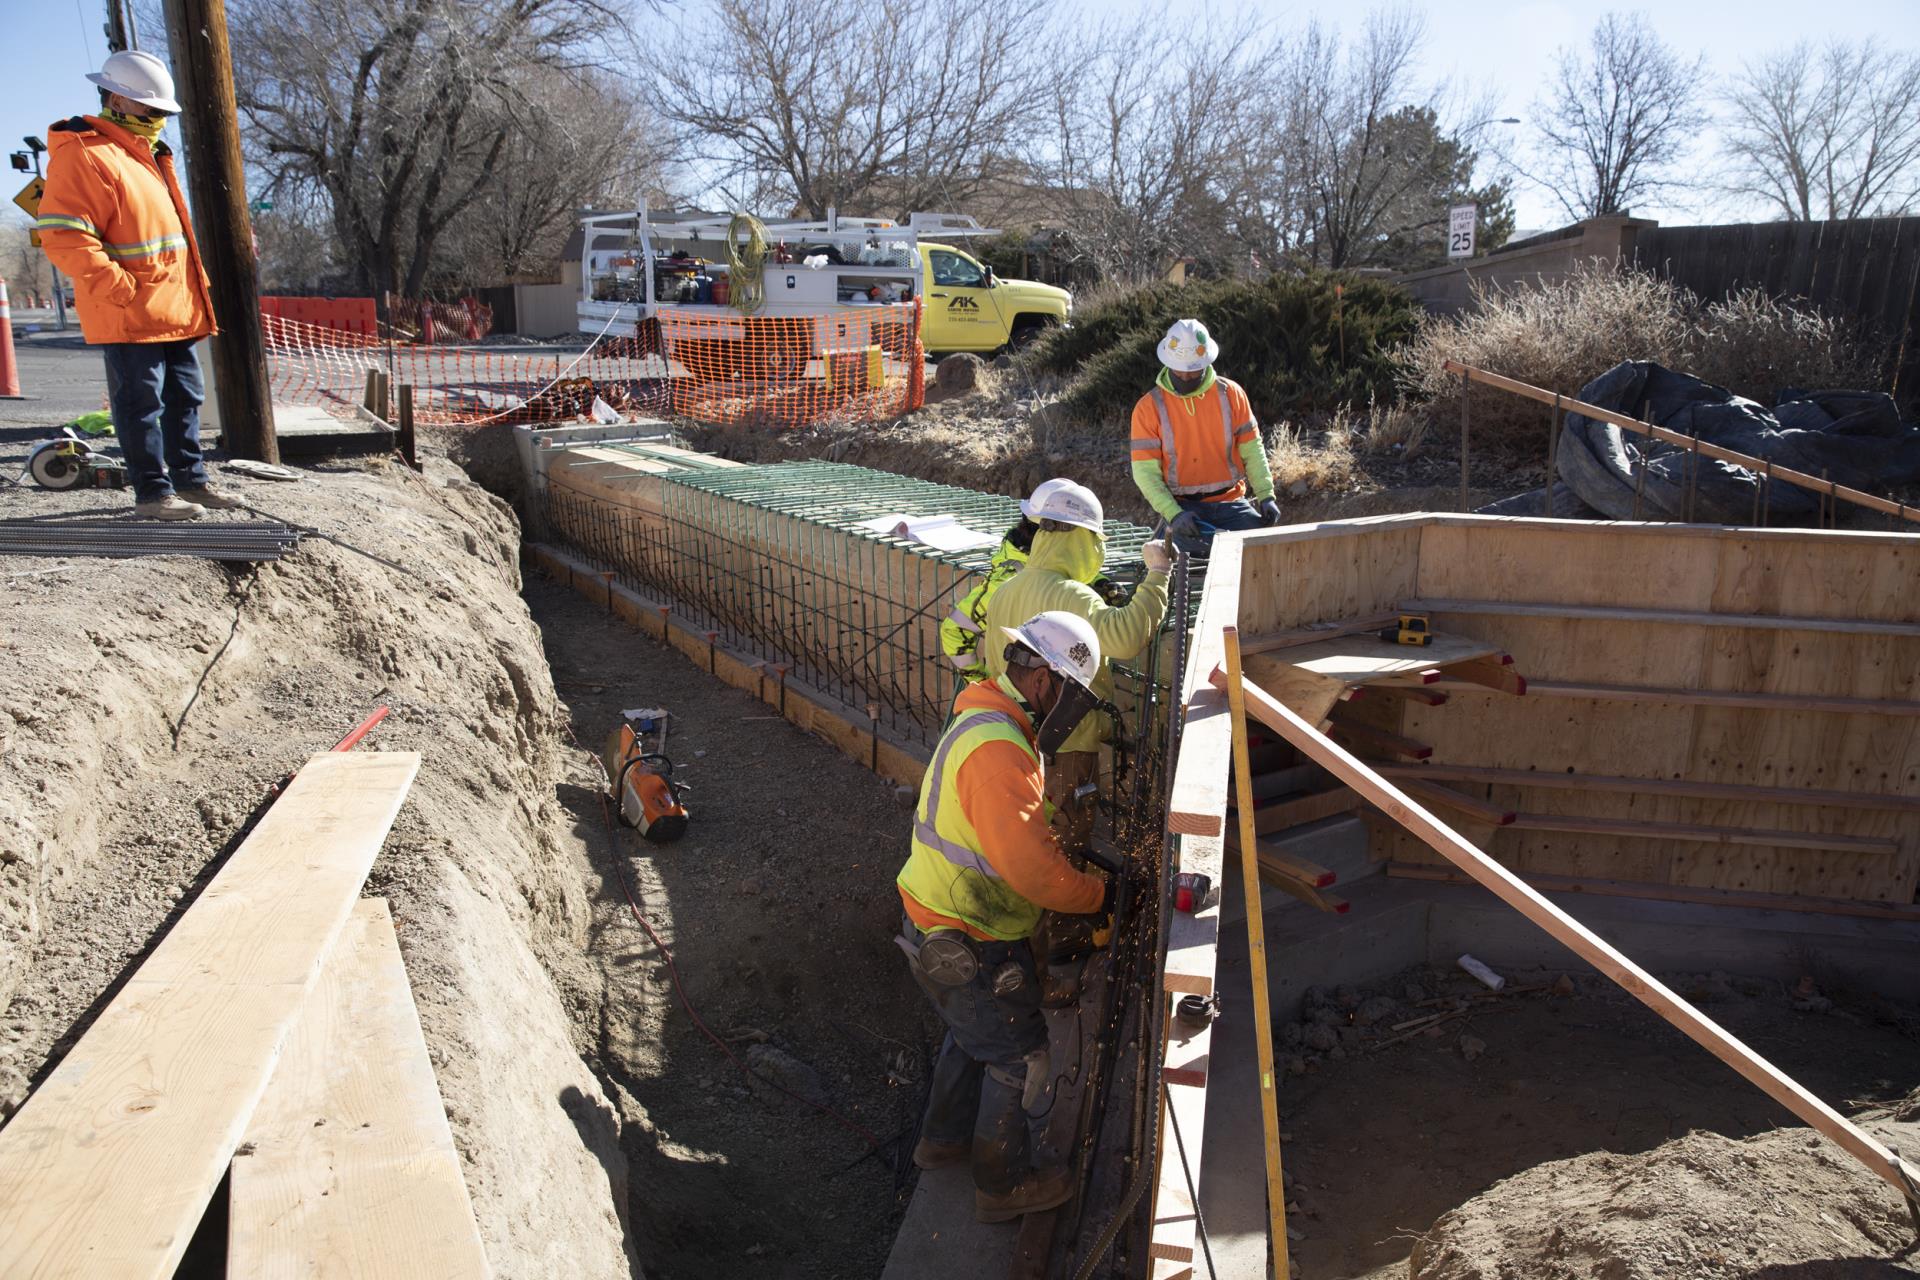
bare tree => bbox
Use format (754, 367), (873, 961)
(1722, 41), (1920, 220)
(1288, 9), (1510, 269)
(656, 0), (1055, 220)
(1, 216), (55, 303)
(1526, 12), (1707, 220)
(229, 0), (652, 306)
(457, 69), (675, 280)
(1041, 15), (1281, 281)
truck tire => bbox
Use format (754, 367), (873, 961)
(1007, 316), (1055, 352)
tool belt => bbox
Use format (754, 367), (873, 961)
(1185, 481), (1244, 502)
(897, 925), (1030, 995)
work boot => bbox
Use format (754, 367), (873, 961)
(133, 494), (204, 521)
(975, 1165), (1074, 1223)
(177, 485), (246, 510)
(912, 1136), (970, 1170)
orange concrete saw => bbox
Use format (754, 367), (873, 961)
(604, 710), (689, 843)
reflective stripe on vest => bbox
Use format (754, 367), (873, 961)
(102, 233), (189, 261)
(1150, 385), (1248, 496)
(912, 709), (1023, 878)
(945, 608), (981, 634)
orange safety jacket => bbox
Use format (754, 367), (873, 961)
(897, 677), (1105, 941)
(1129, 375), (1259, 501)
(34, 115), (216, 346)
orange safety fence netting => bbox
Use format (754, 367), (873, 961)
(262, 301), (924, 429)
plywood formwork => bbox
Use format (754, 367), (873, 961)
(1157, 512), (1920, 1272)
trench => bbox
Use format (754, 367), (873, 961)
(522, 571), (932, 1279)
(0, 441), (933, 1279)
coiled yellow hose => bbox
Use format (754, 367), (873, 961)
(726, 212), (767, 314)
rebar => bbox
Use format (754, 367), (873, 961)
(0, 519), (303, 561)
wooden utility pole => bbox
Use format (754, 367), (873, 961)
(160, 0), (278, 462)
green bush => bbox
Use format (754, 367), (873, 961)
(1025, 272), (1422, 424)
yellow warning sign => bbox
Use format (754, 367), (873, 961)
(13, 176), (43, 219)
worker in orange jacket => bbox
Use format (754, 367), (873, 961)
(35, 51), (242, 521)
(1129, 317), (1283, 555)
(897, 611), (1111, 1223)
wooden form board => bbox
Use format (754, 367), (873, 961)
(1401, 517), (1920, 904)
(1216, 663), (1920, 1208)
(0, 752), (422, 1278)
(1255, 630), (1503, 683)
(230, 898), (488, 1278)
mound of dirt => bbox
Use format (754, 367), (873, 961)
(1410, 1126), (1920, 1279)
(0, 451), (631, 1276)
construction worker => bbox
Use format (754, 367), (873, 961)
(1129, 317), (1283, 555)
(897, 611), (1112, 1222)
(982, 482), (1170, 854)
(940, 478), (1130, 681)
(35, 51), (241, 521)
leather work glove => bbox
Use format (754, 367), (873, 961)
(1256, 496), (1284, 527)
(1092, 575), (1131, 606)
(1090, 875), (1118, 947)
(1167, 509), (1204, 543)
(1139, 539), (1172, 574)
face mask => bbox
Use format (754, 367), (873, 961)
(104, 107), (166, 142)
(1033, 669), (1101, 757)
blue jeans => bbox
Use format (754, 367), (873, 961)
(103, 340), (207, 502)
(1165, 495), (1268, 557)
(903, 916), (1048, 1193)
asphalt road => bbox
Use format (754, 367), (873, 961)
(4, 323), (112, 474)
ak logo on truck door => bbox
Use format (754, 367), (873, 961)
(948, 296), (980, 311)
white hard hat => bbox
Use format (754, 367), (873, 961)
(1000, 611), (1101, 690)
(87, 50), (181, 115)
(1021, 477), (1103, 533)
(1157, 318), (1215, 373)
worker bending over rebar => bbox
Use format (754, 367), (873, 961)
(895, 612), (1115, 1223)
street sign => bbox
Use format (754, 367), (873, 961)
(1447, 203), (1477, 259)
(12, 176), (43, 219)
(249, 199), (274, 214)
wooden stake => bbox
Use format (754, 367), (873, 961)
(397, 383), (418, 470)
(1210, 661), (1920, 1212)
(1221, 625), (1290, 1280)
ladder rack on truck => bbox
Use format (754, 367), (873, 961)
(576, 208), (999, 339)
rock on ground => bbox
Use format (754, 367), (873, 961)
(933, 352), (986, 395)
(1410, 1126), (1920, 1279)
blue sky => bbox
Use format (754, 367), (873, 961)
(2, 1), (1910, 238)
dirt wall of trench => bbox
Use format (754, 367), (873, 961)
(0, 453), (635, 1277)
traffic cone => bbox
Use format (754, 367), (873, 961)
(0, 280), (21, 399)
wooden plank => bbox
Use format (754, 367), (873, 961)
(1240, 612), (1400, 656)
(0, 753), (422, 1279)
(1506, 812), (1897, 854)
(1378, 763), (1920, 813)
(1408, 596), (1920, 636)
(1220, 626), (1291, 1280)
(1435, 678), (1920, 718)
(1248, 785), (1363, 834)
(1211, 663), (1920, 1208)
(1374, 684), (1449, 707)
(1167, 537), (1243, 836)
(230, 899), (489, 1278)
(1401, 780), (1515, 826)
(1385, 861), (1920, 923)
(1223, 827), (1338, 887)
(1441, 658), (1526, 696)
(1327, 713), (1431, 760)
(1251, 631), (1501, 684)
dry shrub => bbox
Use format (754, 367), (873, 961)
(1398, 261), (1694, 446)
(1358, 396), (1430, 455)
(1268, 415), (1365, 496)
(1397, 261), (1891, 449)
(1692, 287), (1885, 398)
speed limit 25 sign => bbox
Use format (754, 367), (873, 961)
(1447, 203), (1477, 259)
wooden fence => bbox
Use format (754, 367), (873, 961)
(1632, 216), (1920, 409)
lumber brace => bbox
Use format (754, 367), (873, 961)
(1207, 660), (1920, 1210)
